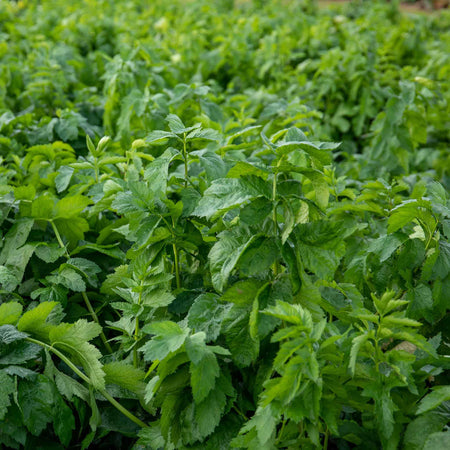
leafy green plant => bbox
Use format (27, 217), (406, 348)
(0, 0), (449, 448)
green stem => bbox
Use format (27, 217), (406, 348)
(183, 133), (188, 188)
(272, 168), (280, 276)
(51, 221), (112, 354)
(133, 288), (143, 368)
(144, 360), (160, 379)
(94, 157), (99, 183)
(276, 418), (287, 444)
(323, 427), (329, 450)
(173, 243), (181, 289)
(159, 215), (181, 290)
(25, 337), (148, 429)
(50, 221), (70, 259)
(99, 388), (148, 428)
(26, 337), (90, 384)
(232, 405), (248, 421)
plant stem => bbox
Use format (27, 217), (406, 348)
(276, 418), (287, 444)
(26, 337), (91, 383)
(25, 337), (148, 429)
(183, 133), (188, 188)
(82, 291), (113, 353)
(94, 157), (99, 183)
(133, 288), (143, 368)
(323, 427), (329, 450)
(159, 215), (181, 289)
(172, 243), (181, 289)
(51, 220), (112, 354)
(232, 405), (248, 421)
(99, 388), (148, 428)
(272, 166), (280, 276)
(51, 221), (70, 258)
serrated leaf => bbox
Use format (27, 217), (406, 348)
(193, 176), (269, 219)
(349, 333), (370, 375)
(0, 324), (27, 344)
(190, 350), (219, 403)
(49, 320), (105, 390)
(0, 302), (23, 325)
(404, 412), (448, 450)
(55, 166), (74, 193)
(35, 244), (66, 263)
(140, 321), (189, 361)
(103, 362), (146, 396)
(19, 375), (55, 436)
(17, 301), (60, 341)
(0, 372), (14, 420)
(417, 386), (450, 415)
(166, 114), (187, 134)
(187, 294), (231, 341)
(55, 195), (91, 219)
(423, 431), (450, 450)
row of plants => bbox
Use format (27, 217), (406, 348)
(0, 0), (449, 448)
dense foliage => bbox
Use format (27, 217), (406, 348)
(0, 0), (449, 448)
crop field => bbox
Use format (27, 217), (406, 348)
(0, 0), (449, 448)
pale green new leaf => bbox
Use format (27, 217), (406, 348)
(0, 302), (23, 326)
(17, 301), (60, 341)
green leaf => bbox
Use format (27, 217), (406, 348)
(404, 412), (448, 450)
(54, 195), (91, 219)
(143, 149), (175, 197)
(31, 195), (55, 220)
(367, 234), (406, 262)
(55, 166), (74, 193)
(187, 294), (231, 342)
(223, 305), (259, 367)
(239, 405), (278, 445)
(35, 244), (66, 263)
(417, 386), (450, 415)
(193, 176), (269, 219)
(194, 372), (234, 439)
(388, 199), (433, 233)
(423, 431), (450, 450)
(0, 324), (27, 344)
(349, 333), (370, 375)
(103, 362), (146, 396)
(0, 302), (23, 325)
(140, 321), (189, 362)
(18, 375), (55, 436)
(0, 265), (19, 292)
(209, 227), (255, 292)
(238, 236), (278, 277)
(166, 114), (187, 134)
(51, 267), (86, 292)
(406, 284), (433, 321)
(378, 392), (396, 439)
(0, 372), (14, 420)
(54, 216), (90, 244)
(0, 218), (34, 264)
(189, 352), (219, 403)
(432, 241), (450, 280)
(17, 301), (60, 341)
(0, 339), (41, 366)
(49, 320), (105, 390)
(53, 393), (75, 446)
